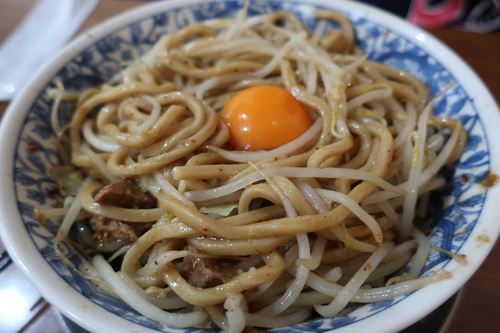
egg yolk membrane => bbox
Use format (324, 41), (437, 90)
(220, 86), (313, 150)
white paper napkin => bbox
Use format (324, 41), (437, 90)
(0, 0), (100, 101)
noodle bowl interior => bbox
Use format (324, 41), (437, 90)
(44, 3), (468, 332)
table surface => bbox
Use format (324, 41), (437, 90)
(0, 1), (499, 333)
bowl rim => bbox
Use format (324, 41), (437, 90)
(1, 0), (500, 332)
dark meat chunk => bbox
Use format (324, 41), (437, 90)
(90, 215), (153, 244)
(183, 256), (238, 288)
(90, 178), (156, 248)
(94, 178), (156, 209)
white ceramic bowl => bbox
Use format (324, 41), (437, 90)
(1, 0), (500, 332)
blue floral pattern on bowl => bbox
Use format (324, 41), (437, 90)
(12, 0), (488, 332)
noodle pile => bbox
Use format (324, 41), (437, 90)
(46, 3), (467, 332)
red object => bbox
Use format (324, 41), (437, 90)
(408, 0), (466, 27)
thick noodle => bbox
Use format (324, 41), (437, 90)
(46, 4), (467, 332)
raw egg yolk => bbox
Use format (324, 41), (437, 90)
(220, 86), (313, 150)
